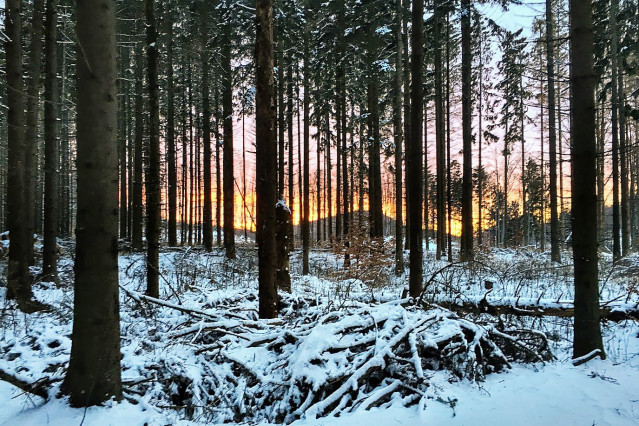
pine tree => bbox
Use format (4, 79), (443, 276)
(5, 0), (34, 309)
(42, 0), (58, 281)
(408, 0), (424, 297)
(64, 0), (122, 405)
(145, 0), (161, 298)
(222, 7), (236, 259)
(570, 0), (605, 361)
(460, 0), (473, 261)
(546, 0), (561, 262)
(256, 0), (278, 319)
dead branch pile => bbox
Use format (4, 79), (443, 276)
(120, 292), (552, 423)
(0, 288), (553, 424)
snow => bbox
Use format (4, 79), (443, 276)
(3, 359), (638, 426)
(1, 247), (638, 425)
(292, 360), (639, 426)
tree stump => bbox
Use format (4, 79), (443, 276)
(276, 197), (292, 293)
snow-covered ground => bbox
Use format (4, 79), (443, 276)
(1, 247), (638, 425)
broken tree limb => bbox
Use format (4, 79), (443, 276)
(0, 368), (51, 400)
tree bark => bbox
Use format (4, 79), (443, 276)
(201, 8), (213, 252)
(546, 0), (561, 263)
(368, 78), (383, 239)
(570, 0), (605, 360)
(408, 0), (424, 297)
(222, 18), (235, 259)
(618, 48), (630, 256)
(403, 0), (411, 252)
(460, 0), (473, 261)
(302, 16), (311, 275)
(256, 0), (278, 318)
(287, 65), (295, 247)
(42, 0), (58, 281)
(24, 0), (45, 266)
(145, 0), (161, 298)
(64, 0), (122, 405)
(131, 42), (144, 251)
(5, 0), (33, 307)
(394, 0), (404, 275)
(215, 76), (222, 247)
(166, 13), (177, 247)
(434, 0), (445, 260)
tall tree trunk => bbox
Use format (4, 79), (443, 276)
(24, 0), (45, 266)
(188, 62), (194, 245)
(5, 0), (33, 307)
(424, 98), (429, 250)
(242, 106), (248, 240)
(403, 0), (411, 252)
(278, 54), (285, 197)
(408, 0), (424, 297)
(317, 112), (322, 242)
(166, 15), (177, 247)
(546, 0), (561, 262)
(394, 0), (404, 275)
(596, 90), (605, 247)
(610, 0), (621, 261)
(368, 78), (383, 239)
(64, 0), (122, 405)
(570, 0), (604, 360)
(633, 102), (639, 252)
(540, 61), (546, 251)
(445, 12), (452, 261)
(557, 82), (565, 247)
(256, 0), (278, 318)
(503, 112), (509, 247)
(358, 111), (364, 227)
(201, 10), (213, 252)
(460, 0), (473, 260)
(434, 0), (445, 260)
(181, 59), (189, 246)
(520, 78), (527, 247)
(215, 78), (222, 247)
(131, 42), (144, 251)
(326, 110), (332, 240)
(336, 83), (342, 241)
(118, 48), (128, 241)
(222, 20), (235, 259)
(302, 19), (310, 274)
(42, 0), (58, 281)
(146, 0), (161, 298)
(287, 65), (295, 247)
(59, 21), (71, 239)
(297, 65), (303, 242)
(477, 18), (484, 248)
(618, 54), (629, 256)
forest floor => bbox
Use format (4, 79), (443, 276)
(1, 241), (639, 425)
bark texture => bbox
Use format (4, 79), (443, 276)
(64, 0), (122, 405)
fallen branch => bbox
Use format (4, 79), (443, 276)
(432, 299), (639, 322)
(119, 285), (249, 321)
(0, 368), (51, 400)
(572, 349), (604, 366)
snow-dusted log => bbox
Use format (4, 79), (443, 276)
(432, 299), (639, 322)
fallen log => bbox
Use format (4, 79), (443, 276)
(430, 299), (639, 322)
